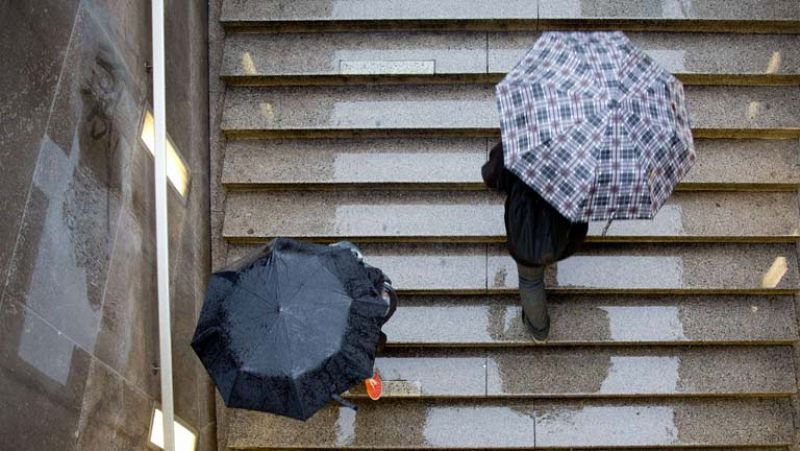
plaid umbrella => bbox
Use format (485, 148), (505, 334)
(496, 31), (695, 223)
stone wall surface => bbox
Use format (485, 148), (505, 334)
(0, 0), (213, 449)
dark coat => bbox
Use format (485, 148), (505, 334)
(482, 142), (588, 267)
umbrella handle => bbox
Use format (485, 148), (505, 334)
(383, 282), (398, 321)
(601, 218), (614, 236)
(331, 393), (358, 411)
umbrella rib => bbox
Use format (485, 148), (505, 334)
(273, 254), (284, 302)
(281, 261), (349, 310)
(559, 33), (607, 98)
(282, 317), (295, 376)
(263, 255), (336, 311)
(232, 283), (278, 306)
(228, 254), (283, 306)
(568, 33), (609, 97)
(309, 255), (351, 296)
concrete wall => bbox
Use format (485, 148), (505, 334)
(0, 0), (214, 449)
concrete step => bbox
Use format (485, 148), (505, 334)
(221, 84), (800, 138)
(234, 448), (785, 451)
(342, 346), (796, 398)
(383, 295), (798, 346)
(222, 190), (800, 243)
(222, 31), (800, 85)
(225, 398), (793, 448)
(224, 242), (800, 294)
(220, 0), (800, 33)
(491, 32), (800, 86)
(222, 138), (800, 191)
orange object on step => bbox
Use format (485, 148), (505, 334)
(364, 370), (382, 400)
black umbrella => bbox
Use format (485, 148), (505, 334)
(191, 238), (395, 421)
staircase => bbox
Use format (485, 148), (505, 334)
(209, 1), (800, 448)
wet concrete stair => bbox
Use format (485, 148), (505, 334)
(212, 1), (800, 448)
(221, 0), (800, 33)
(223, 138), (800, 191)
(223, 31), (800, 85)
(223, 191), (800, 243)
(222, 84), (800, 139)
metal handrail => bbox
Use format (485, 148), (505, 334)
(152, 0), (175, 450)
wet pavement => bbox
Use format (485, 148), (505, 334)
(222, 0), (800, 25)
(224, 242), (800, 293)
(384, 295), (798, 346)
(223, 190), (800, 241)
(222, 84), (800, 136)
(227, 398), (793, 448)
(223, 138), (800, 190)
(538, 0), (800, 22)
(340, 345), (796, 398)
(222, 31), (800, 79)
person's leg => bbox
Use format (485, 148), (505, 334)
(517, 263), (549, 335)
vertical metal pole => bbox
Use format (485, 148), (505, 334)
(152, 0), (175, 450)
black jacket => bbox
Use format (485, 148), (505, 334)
(482, 142), (588, 267)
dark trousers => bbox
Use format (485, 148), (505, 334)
(517, 264), (547, 328)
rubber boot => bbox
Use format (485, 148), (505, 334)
(517, 264), (550, 341)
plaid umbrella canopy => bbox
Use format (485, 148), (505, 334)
(496, 31), (695, 223)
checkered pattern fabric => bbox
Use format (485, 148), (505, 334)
(497, 31), (695, 222)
